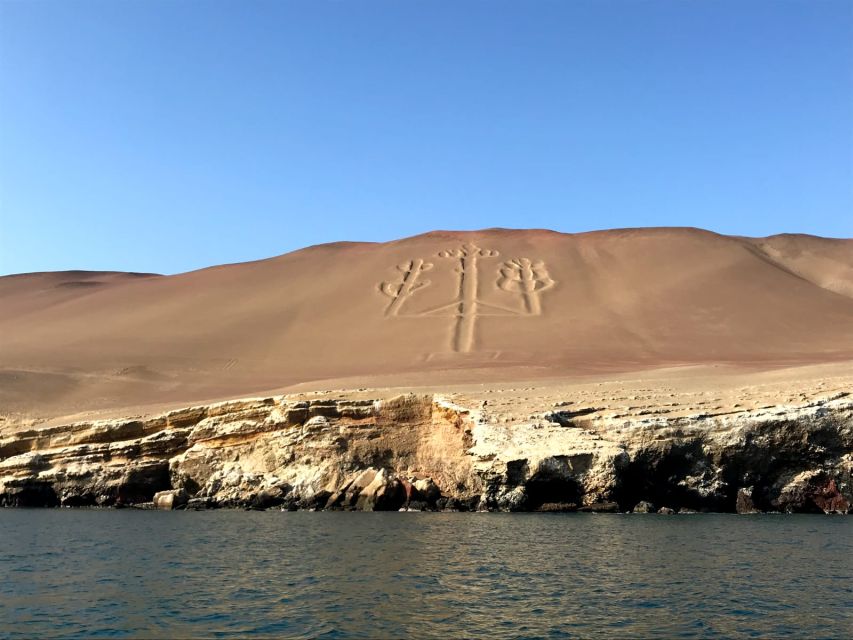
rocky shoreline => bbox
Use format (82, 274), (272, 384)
(1, 391), (851, 514)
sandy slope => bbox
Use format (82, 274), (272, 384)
(1, 227), (851, 422)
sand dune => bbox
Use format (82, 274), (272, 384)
(1, 227), (852, 421)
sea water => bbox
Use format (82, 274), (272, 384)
(1, 511), (851, 638)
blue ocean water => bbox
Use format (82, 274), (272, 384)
(1, 511), (851, 638)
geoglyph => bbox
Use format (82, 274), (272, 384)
(379, 243), (556, 352)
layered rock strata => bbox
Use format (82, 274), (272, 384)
(1, 392), (851, 514)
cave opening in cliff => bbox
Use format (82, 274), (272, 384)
(615, 441), (733, 513)
(525, 475), (582, 511)
(2, 482), (60, 508)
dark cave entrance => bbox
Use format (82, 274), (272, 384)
(525, 475), (582, 511)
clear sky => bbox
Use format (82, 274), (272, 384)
(1, 1), (851, 275)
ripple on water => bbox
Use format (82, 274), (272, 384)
(0, 512), (851, 638)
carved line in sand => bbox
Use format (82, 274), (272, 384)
(379, 259), (434, 316)
(497, 258), (555, 315)
(379, 243), (556, 353)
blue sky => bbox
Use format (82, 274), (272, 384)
(1, 0), (851, 275)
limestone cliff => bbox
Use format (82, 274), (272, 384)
(1, 388), (850, 514)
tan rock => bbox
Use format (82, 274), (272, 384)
(153, 489), (188, 510)
(0, 375), (851, 513)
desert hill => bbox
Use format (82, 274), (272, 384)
(1, 227), (852, 421)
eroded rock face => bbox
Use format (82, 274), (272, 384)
(1, 392), (851, 513)
(735, 487), (760, 514)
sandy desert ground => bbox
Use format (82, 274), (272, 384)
(1, 227), (851, 428)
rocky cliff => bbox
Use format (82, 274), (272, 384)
(2, 387), (850, 514)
